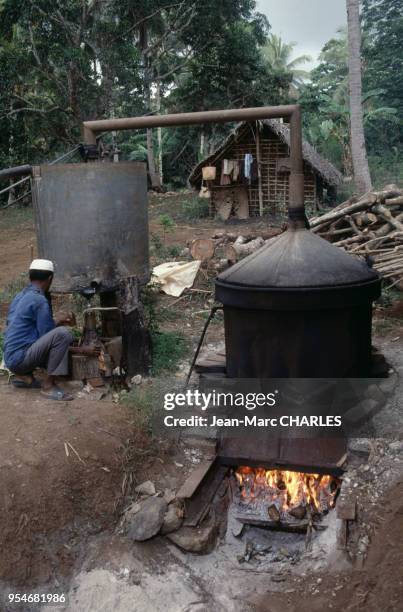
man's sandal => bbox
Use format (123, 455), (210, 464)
(12, 377), (42, 389)
(40, 387), (74, 401)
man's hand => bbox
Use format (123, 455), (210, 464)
(70, 345), (102, 357)
(56, 311), (76, 327)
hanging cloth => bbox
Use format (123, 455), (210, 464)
(244, 153), (253, 179)
(220, 159), (231, 185)
(232, 160), (240, 182)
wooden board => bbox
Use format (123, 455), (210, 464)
(233, 186), (249, 219)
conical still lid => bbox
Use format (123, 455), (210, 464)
(215, 228), (381, 310)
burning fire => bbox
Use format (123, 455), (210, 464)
(235, 466), (339, 517)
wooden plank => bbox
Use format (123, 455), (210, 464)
(183, 463), (228, 527)
(235, 514), (310, 533)
(176, 459), (216, 500)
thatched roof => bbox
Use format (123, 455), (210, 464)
(188, 119), (343, 187)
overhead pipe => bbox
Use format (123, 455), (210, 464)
(82, 105), (306, 225)
(0, 164), (32, 181)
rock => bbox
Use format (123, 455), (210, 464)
(389, 440), (403, 453)
(127, 497), (167, 541)
(271, 574), (286, 583)
(358, 534), (369, 554)
(231, 519), (244, 538)
(135, 480), (156, 496)
(166, 522), (217, 554)
(160, 503), (184, 535)
(163, 488), (176, 504)
(131, 374), (142, 385)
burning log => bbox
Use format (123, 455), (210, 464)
(267, 504), (280, 522)
(289, 505), (306, 520)
(233, 467), (339, 531)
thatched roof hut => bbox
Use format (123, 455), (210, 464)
(189, 120), (343, 218)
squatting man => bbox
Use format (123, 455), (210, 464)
(3, 259), (99, 401)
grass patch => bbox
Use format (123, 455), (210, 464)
(151, 330), (188, 375)
(181, 195), (209, 220)
(122, 377), (183, 437)
(121, 384), (158, 432)
(376, 286), (401, 309)
(150, 233), (184, 263)
(373, 316), (401, 335)
(0, 274), (26, 304)
(0, 206), (34, 230)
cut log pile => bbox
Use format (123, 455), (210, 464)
(310, 184), (403, 289)
(190, 228), (283, 271)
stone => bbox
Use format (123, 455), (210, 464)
(166, 522), (217, 554)
(131, 374), (142, 385)
(163, 489), (176, 504)
(389, 440), (403, 453)
(135, 480), (156, 496)
(160, 503), (184, 535)
(127, 497), (167, 541)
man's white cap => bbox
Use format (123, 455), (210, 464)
(29, 259), (54, 273)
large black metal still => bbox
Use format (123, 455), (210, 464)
(215, 224), (381, 378)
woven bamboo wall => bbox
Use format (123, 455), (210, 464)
(210, 128), (317, 218)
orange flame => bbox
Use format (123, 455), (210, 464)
(235, 466), (338, 514)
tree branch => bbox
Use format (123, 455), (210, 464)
(112, 2), (183, 42)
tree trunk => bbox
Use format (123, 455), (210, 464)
(346, 0), (372, 194)
(200, 129), (205, 158)
(140, 22), (161, 191)
(156, 80), (163, 185)
(146, 129), (161, 190)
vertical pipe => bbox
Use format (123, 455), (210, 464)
(82, 126), (97, 145)
(255, 121), (264, 217)
(289, 107), (307, 226)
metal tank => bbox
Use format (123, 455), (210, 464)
(215, 223), (381, 378)
(31, 162), (149, 293)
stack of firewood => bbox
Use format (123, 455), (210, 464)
(310, 184), (403, 289)
(190, 228), (283, 271)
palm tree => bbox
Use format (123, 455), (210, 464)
(346, 0), (372, 193)
(262, 34), (312, 97)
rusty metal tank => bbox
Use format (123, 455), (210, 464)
(31, 162), (149, 293)
(215, 225), (381, 378)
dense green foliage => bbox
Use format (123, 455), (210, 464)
(299, 0), (402, 187)
(0, 0), (289, 187)
(0, 0), (401, 193)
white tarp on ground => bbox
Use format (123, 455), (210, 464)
(151, 260), (201, 297)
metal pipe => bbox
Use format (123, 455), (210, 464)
(0, 175), (30, 196)
(184, 305), (223, 388)
(83, 105), (298, 136)
(82, 104), (305, 220)
(0, 164), (32, 181)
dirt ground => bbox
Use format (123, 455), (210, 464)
(0, 197), (402, 611)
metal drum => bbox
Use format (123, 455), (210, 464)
(31, 162), (149, 293)
(215, 227), (381, 378)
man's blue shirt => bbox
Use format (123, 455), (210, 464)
(4, 284), (55, 369)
